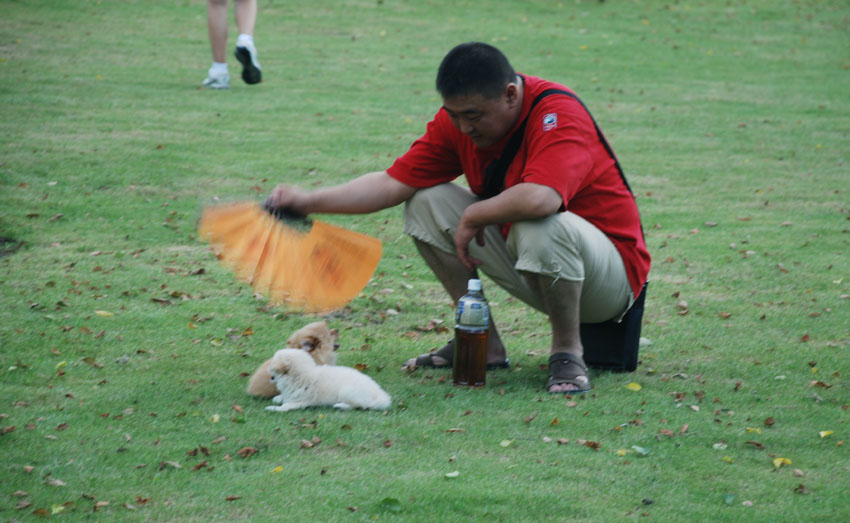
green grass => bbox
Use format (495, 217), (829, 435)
(2, 0), (848, 520)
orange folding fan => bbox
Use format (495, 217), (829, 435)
(198, 201), (382, 313)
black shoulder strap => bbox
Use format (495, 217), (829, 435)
(481, 88), (633, 199)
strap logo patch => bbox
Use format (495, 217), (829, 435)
(542, 113), (558, 132)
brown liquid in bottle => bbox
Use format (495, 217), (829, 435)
(453, 328), (487, 387)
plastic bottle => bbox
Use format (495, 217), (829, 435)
(453, 278), (489, 387)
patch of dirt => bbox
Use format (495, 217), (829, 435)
(0, 236), (22, 258)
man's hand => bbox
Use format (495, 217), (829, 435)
(454, 209), (487, 269)
(264, 184), (310, 216)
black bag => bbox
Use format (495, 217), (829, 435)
(580, 282), (647, 372)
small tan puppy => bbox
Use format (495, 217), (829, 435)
(246, 321), (339, 398)
(265, 348), (391, 412)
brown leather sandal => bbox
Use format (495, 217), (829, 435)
(547, 352), (591, 394)
(412, 340), (510, 369)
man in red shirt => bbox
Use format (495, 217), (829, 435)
(265, 42), (650, 393)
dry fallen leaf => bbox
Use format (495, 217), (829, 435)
(773, 457), (792, 469)
(236, 446), (258, 458)
(584, 440), (602, 451)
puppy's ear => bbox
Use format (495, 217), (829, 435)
(270, 359), (289, 376)
(301, 336), (320, 352)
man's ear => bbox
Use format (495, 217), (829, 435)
(504, 83), (520, 106)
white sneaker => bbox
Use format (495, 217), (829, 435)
(202, 69), (230, 89)
(235, 42), (262, 85)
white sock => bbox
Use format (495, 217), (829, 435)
(236, 34), (255, 48)
(210, 62), (228, 74)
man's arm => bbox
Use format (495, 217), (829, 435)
(265, 171), (418, 216)
(454, 182), (562, 268)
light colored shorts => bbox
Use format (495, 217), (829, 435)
(404, 183), (633, 323)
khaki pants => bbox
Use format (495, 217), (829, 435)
(404, 183), (633, 323)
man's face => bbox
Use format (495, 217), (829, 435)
(442, 84), (521, 148)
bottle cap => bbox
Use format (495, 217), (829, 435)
(467, 279), (482, 292)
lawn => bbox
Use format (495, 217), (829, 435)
(1, 0), (848, 520)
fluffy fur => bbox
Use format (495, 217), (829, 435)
(265, 348), (391, 411)
(246, 321), (339, 398)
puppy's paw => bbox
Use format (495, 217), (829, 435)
(272, 394), (284, 404)
(333, 402), (353, 410)
(266, 403), (302, 412)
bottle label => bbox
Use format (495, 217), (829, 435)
(457, 300), (488, 328)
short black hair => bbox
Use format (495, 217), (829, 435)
(436, 42), (516, 100)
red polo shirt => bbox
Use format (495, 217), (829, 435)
(386, 74), (650, 298)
